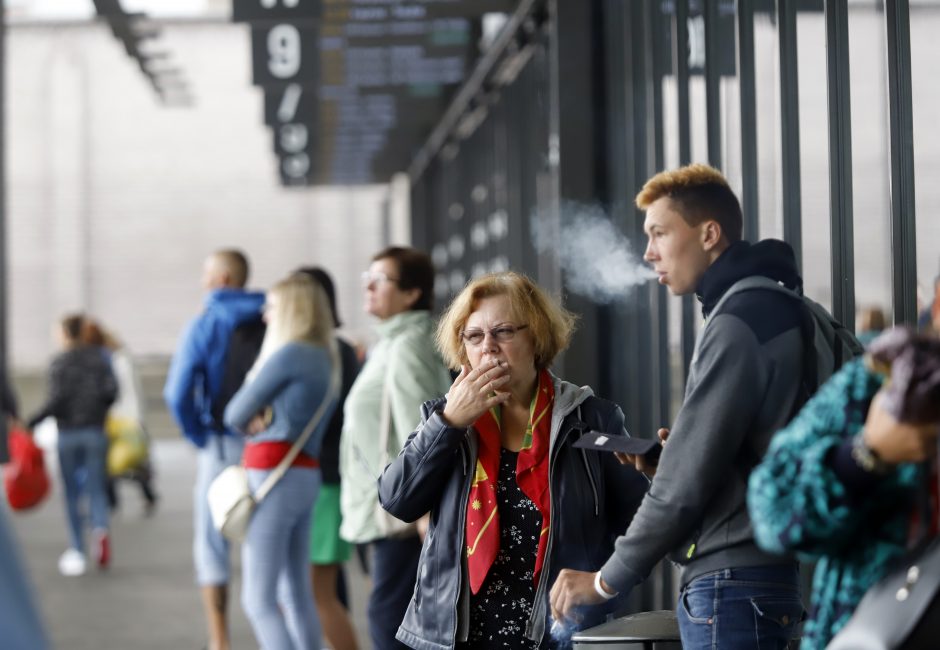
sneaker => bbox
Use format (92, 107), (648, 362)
(58, 548), (87, 577)
(93, 529), (110, 569)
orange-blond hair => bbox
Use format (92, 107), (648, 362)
(435, 272), (577, 370)
(636, 163), (743, 242)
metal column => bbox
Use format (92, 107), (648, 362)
(778, 0), (803, 267)
(549, 0), (606, 389)
(825, 0), (855, 326)
(646, 2), (675, 611)
(885, 0), (918, 325)
(648, 3), (670, 440)
(703, 0), (721, 168)
(674, 0), (697, 379)
(737, 0), (760, 241)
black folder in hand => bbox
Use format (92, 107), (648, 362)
(573, 430), (663, 462)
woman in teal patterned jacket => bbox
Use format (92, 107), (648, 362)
(747, 352), (939, 649)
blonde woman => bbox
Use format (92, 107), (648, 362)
(223, 273), (338, 650)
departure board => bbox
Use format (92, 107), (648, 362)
(321, 0), (515, 21)
(236, 0), (512, 185)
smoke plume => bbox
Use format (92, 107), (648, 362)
(532, 202), (657, 303)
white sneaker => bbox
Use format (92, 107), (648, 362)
(58, 548), (87, 577)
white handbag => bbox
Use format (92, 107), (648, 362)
(207, 465), (255, 542)
(208, 342), (340, 542)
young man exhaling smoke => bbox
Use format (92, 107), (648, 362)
(550, 164), (807, 649)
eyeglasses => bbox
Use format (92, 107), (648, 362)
(361, 271), (399, 288)
(460, 324), (528, 347)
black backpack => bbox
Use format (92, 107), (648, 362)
(210, 317), (266, 430)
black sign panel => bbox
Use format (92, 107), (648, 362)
(273, 121), (317, 155)
(251, 23), (320, 86)
(320, 45), (467, 88)
(321, 0), (517, 22)
(233, 0), (319, 23)
(241, 1), (498, 185)
(279, 156), (315, 186)
(264, 83), (318, 125)
(323, 16), (471, 43)
(273, 86), (454, 184)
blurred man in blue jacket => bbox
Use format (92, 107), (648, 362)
(164, 249), (264, 650)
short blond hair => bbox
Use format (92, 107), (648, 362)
(435, 272), (577, 370)
(212, 249), (250, 288)
(636, 164), (743, 242)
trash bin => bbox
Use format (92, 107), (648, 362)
(571, 610), (681, 650)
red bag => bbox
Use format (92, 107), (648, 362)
(4, 427), (50, 510)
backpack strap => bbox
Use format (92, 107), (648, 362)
(695, 276), (803, 360)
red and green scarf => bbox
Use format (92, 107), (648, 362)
(465, 368), (555, 594)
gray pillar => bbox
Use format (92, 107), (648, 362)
(0, 0), (8, 463)
(549, 0), (605, 390)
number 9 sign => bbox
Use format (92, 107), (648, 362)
(267, 24), (301, 78)
(251, 23), (318, 86)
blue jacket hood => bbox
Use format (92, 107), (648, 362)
(204, 288), (266, 326)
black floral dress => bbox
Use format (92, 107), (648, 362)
(460, 448), (545, 649)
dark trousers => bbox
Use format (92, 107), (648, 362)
(368, 535), (422, 650)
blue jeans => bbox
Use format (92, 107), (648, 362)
(57, 427), (109, 553)
(677, 564), (804, 650)
(192, 433), (243, 585)
(242, 467), (321, 650)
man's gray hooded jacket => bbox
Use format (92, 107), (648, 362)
(601, 239), (807, 593)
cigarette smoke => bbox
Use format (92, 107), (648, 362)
(531, 202), (657, 303)
(549, 617), (578, 644)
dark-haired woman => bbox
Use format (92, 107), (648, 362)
(27, 314), (118, 576)
(339, 247), (453, 650)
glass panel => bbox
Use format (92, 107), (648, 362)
(848, 2), (893, 328)
(720, 46), (743, 200)
(753, 10), (783, 241)
(689, 76), (709, 163)
(795, 8), (833, 309)
(910, 1), (940, 332)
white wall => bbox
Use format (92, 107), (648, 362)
(7, 19), (393, 369)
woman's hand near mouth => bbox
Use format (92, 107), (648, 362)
(441, 359), (511, 428)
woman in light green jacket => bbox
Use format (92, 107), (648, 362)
(339, 246), (451, 650)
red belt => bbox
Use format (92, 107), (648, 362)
(243, 441), (319, 470)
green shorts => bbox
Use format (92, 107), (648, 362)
(309, 483), (352, 565)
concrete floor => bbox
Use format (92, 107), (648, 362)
(7, 439), (374, 650)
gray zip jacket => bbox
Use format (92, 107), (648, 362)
(600, 239), (806, 594)
(378, 377), (648, 649)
